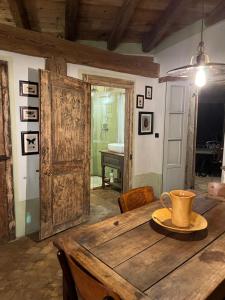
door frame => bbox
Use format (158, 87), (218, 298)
(83, 74), (134, 192)
(186, 79), (225, 189)
(0, 60), (15, 242)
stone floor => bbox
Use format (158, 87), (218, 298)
(195, 175), (221, 193)
(0, 188), (120, 300)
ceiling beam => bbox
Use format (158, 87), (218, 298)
(142, 0), (186, 52)
(107, 0), (140, 50)
(65, 0), (80, 41)
(205, 0), (225, 27)
(0, 23), (159, 78)
(7, 0), (31, 29)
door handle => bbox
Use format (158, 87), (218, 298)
(0, 155), (10, 161)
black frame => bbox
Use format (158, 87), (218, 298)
(145, 86), (152, 100)
(20, 106), (39, 122)
(19, 80), (39, 97)
(136, 94), (144, 109)
(21, 131), (39, 155)
(138, 112), (153, 135)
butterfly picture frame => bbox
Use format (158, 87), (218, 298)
(21, 131), (39, 155)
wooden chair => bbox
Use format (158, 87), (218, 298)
(118, 186), (155, 213)
(57, 249), (121, 300)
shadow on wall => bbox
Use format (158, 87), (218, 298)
(24, 68), (40, 236)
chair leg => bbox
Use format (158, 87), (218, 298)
(57, 250), (78, 300)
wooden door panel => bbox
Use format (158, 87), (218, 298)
(52, 173), (83, 226)
(40, 70), (91, 239)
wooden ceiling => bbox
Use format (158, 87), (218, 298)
(0, 0), (224, 52)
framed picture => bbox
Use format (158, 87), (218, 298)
(20, 106), (39, 122)
(145, 86), (152, 100)
(21, 131), (39, 155)
(138, 112), (153, 135)
(19, 81), (39, 97)
(136, 95), (144, 109)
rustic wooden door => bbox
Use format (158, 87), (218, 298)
(163, 81), (190, 192)
(0, 61), (15, 242)
(39, 70), (91, 239)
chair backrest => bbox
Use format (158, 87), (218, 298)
(58, 250), (121, 300)
(118, 186), (155, 213)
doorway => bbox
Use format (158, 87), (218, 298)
(194, 84), (225, 193)
(83, 74), (134, 210)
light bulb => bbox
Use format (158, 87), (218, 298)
(195, 67), (206, 87)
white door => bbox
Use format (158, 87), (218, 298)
(163, 82), (190, 191)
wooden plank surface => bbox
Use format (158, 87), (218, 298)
(54, 238), (150, 300)
(71, 196), (216, 249)
(146, 232), (225, 300)
(90, 197), (217, 268)
(0, 23), (159, 78)
(114, 203), (225, 291)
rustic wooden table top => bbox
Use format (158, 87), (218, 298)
(55, 196), (225, 300)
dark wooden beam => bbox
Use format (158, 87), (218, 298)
(7, 0), (31, 29)
(142, 0), (186, 52)
(205, 0), (225, 27)
(65, 0), (80, 41)
(45, 57), (67, 75)
(0, 23), (159, 78)
(107, 0), (140, 50)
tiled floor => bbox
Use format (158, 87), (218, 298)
(0, 188), (120, 300)
(195, 175), (221, 193)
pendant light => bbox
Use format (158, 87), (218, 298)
(167, 0), (225, 87)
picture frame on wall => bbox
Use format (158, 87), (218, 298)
(136, 95), (144, 109)
(138, 112), (153, 135)
(145, 86), (152, 100)
(20, 106), (39, 122)
(19, 81), (39, 97)
(21, 131), (39, 155)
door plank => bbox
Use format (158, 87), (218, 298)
(54, 237), (150, 300)
(146, 232), (225, 299)
(39, 71), (91, 239)
(72, 197), (216, 250)
(114, 204), (225, 292)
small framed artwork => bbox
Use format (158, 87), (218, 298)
(19, 81), (39, 97)
(138, 112), (153, 135)
(20, 106), (39, 122)
(136, 95), (144, 109)
(21, 131), (39, 155)
(145, 86), (152, 100)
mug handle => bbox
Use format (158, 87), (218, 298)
(160, 192), (172, 214)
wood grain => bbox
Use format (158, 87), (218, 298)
(7, 0), (31, 29)
(72, 196), (216, 249)
(114, 204), (225, 291)
(45, 57), (67, 75)
(205, 0), (225, 27)
(107, 0), (140, 50)
(0, 61), (15, 242)
(65, 0), (80, 41)
(39, 71), (91, 239)
(142, 0), (187, 52)
(146, 232), (225, 299)
(54, 238), (150, 300)
(0, 23), (159, 78)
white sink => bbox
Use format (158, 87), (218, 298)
(108, 143), (124, 153)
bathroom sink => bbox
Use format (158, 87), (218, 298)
(108, 143), (124, 153)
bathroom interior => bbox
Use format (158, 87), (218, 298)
(91, 85), (125, 193)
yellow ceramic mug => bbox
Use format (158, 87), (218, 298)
(160, 190), (196, 228)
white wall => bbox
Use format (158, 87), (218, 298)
(1, 50), (165, 238)
(0, 51), (45, 237)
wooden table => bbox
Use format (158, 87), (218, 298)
(54, 196), (225, 300)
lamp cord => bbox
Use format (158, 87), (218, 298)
(200, 0), (205, 44)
